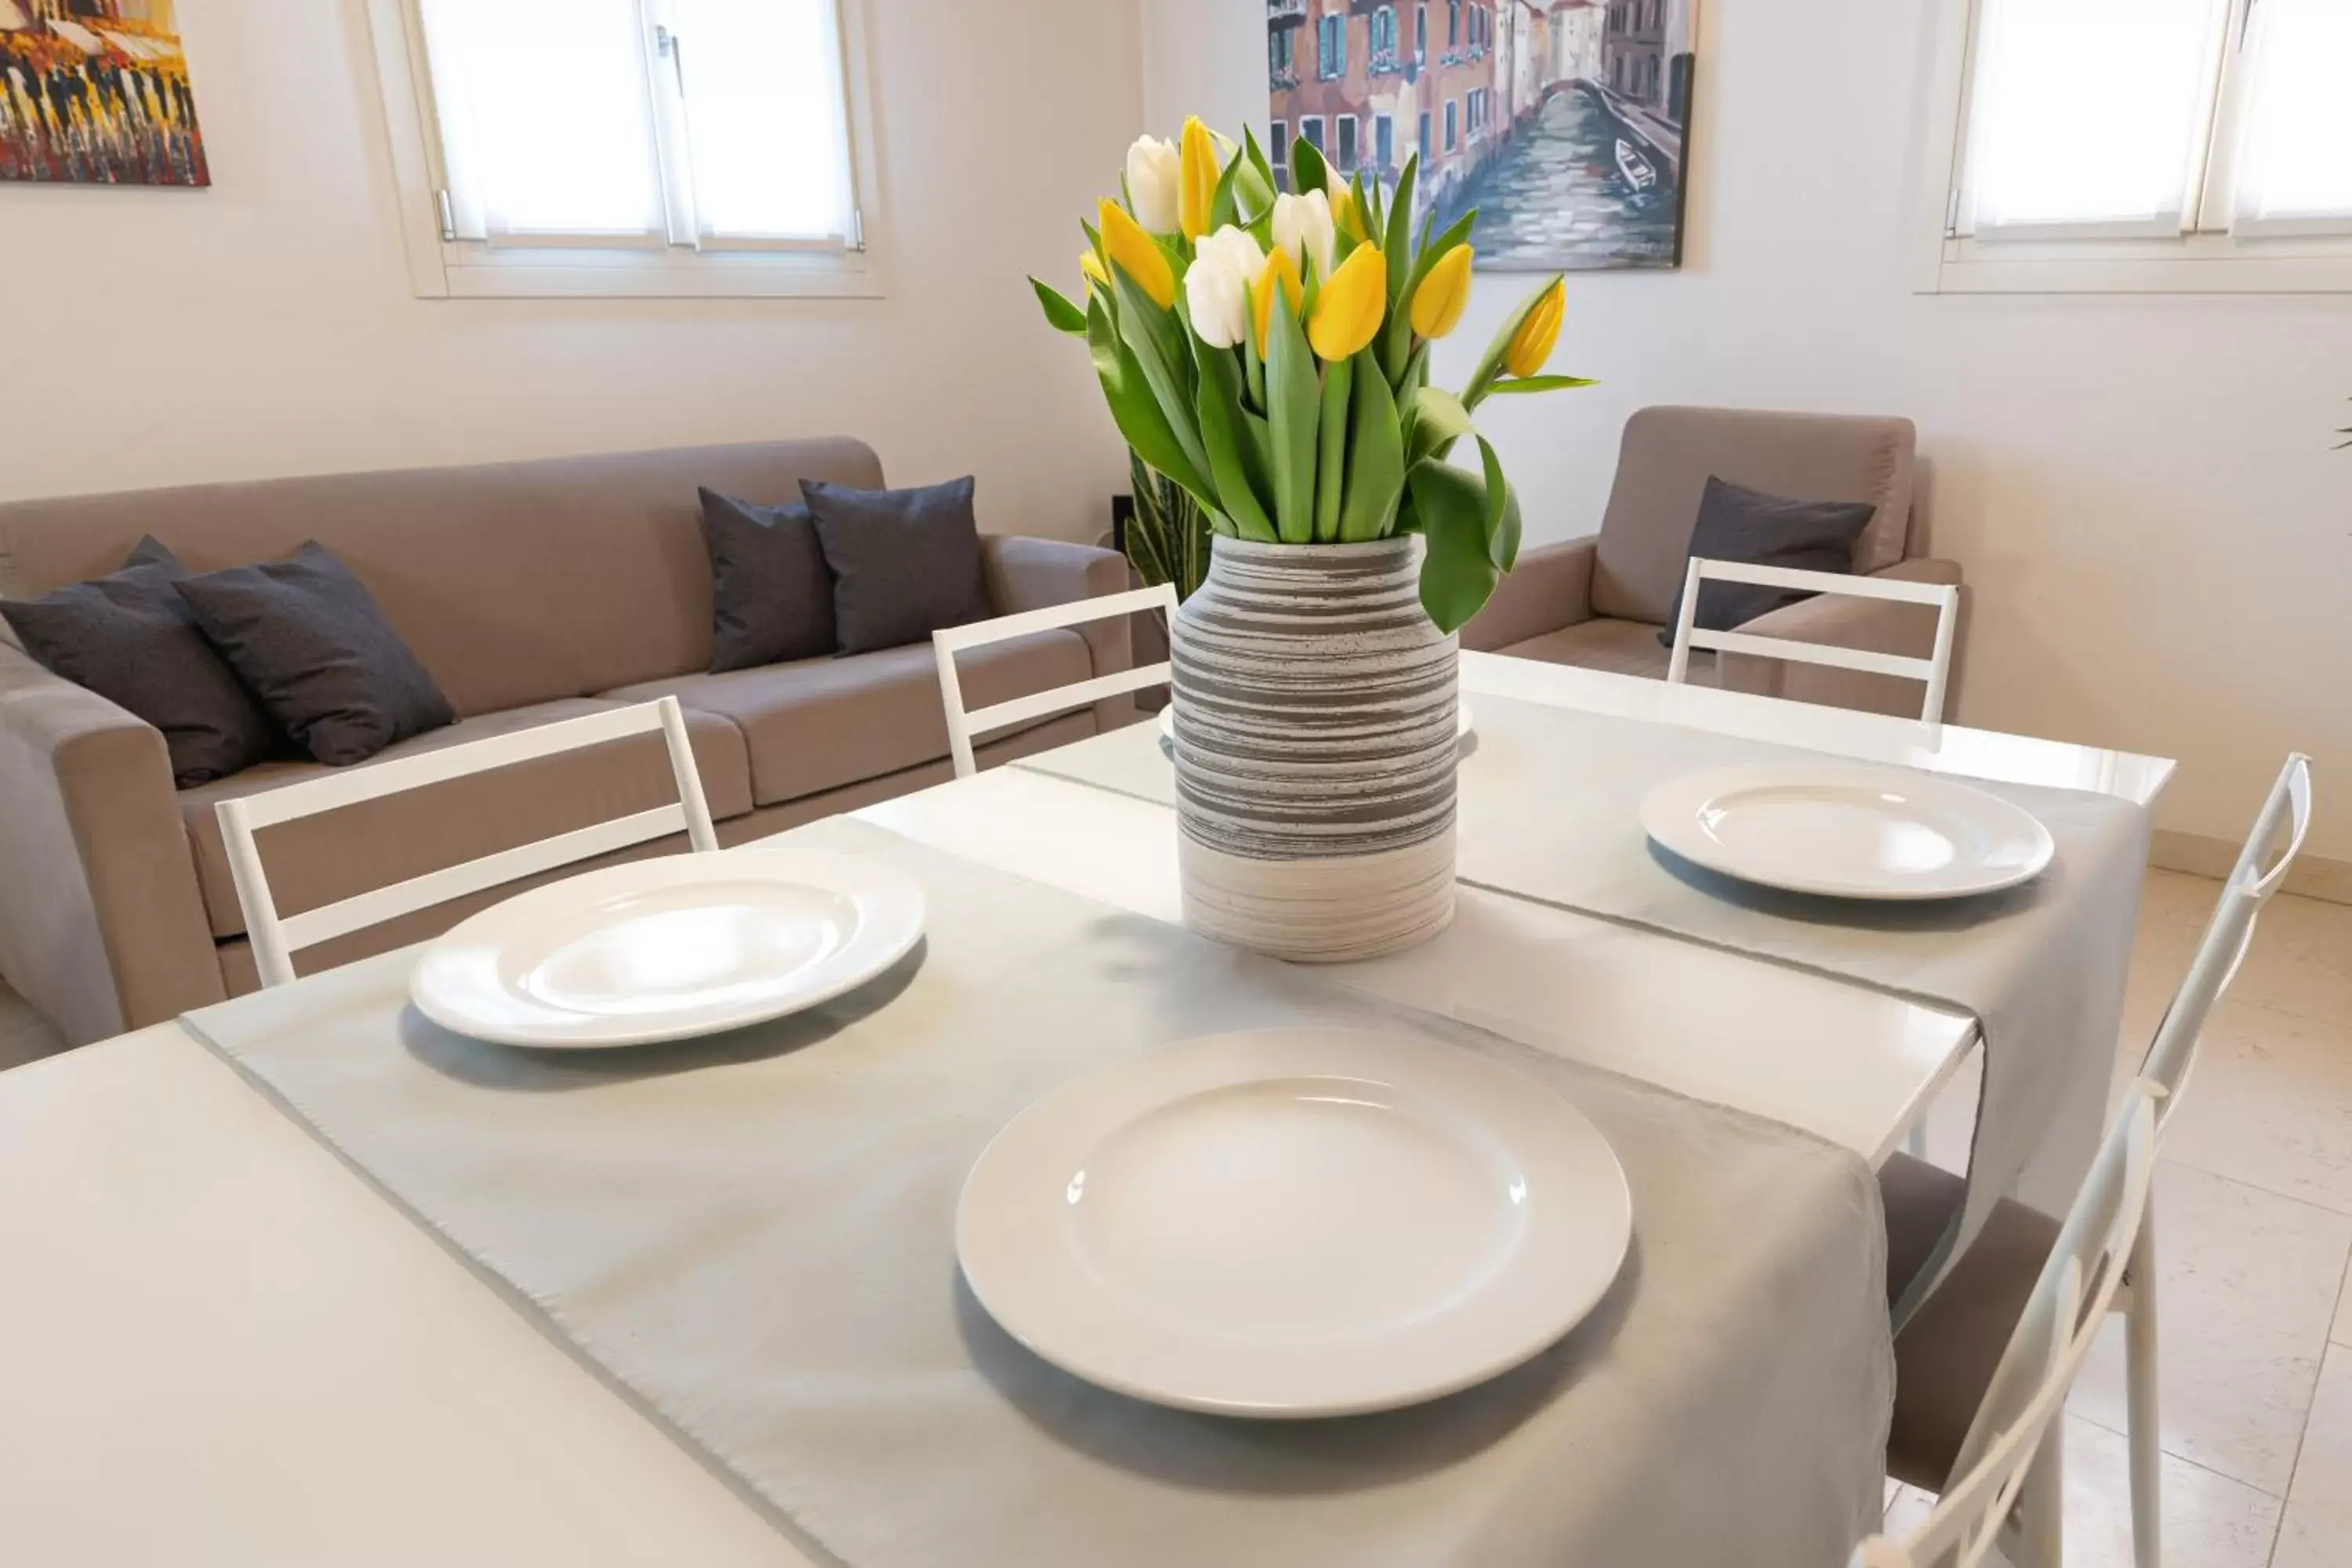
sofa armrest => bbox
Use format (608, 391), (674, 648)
(0, 645), (223, 1044)
(1715, 558), (1965, 719)
(1460, 537), (1599, 652)
(978, 535), (1143, 731)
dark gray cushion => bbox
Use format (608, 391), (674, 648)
(1, 538), (278, 787)
(1658, 477), (1878, 646)
(175, 543), (456, 767)
(800, 476), (989, 655)
(699, 488), (836, 672)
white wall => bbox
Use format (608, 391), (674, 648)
(1146, 0), (2352, 860)
(0, 0), (1139, 546)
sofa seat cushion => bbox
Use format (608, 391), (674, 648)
(1498, 618), (1716, 684)
(179, 698), (753, 941)
(605, 629), (1094, 808)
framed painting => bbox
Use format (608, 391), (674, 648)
(1269, 0), (1697, 270)
(2, 1), (208, 186)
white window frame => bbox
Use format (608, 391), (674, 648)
(1915, 0), (2352, 295)
(364, 0), (886, 300)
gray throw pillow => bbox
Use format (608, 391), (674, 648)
(176, 542), (456, 767)
(800, 476), (989, 655)
(699, 488), (836, 672)
(1658, 477), (1879, 646)
(1, 538), (278, 786)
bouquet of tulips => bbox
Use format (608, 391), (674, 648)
(1032, 117), (1591, 631)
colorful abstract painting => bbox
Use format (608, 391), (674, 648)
(2, 1), (207, 187)
(1269, 0), (1696, 270)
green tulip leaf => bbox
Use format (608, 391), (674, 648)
(1462, 273), (1563, 408)
(1113, 271), (1210, 486)
(1339, 345), (1405, 542)
(1477, 435), (1521, 572)
(1088, 295), (1214, 508)
(1410, 458), (1501, 633)
(1480, 374), (1599, 395)
(1265, 288), (1322, 544)
(1290, 134), (1329, 201)
(1193, 338), (1279, 543)
(1208, 146), (1247, 234)
(1402, 209), (1475, 303)
(1315, 354), (1352, 543)
(1406, 386), (1475, 466)
(1030, 277), (1087, 335)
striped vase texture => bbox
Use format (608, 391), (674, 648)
(1170, 535), (1458, 962)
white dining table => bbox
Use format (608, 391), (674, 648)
(0, 652), (2172, 1568)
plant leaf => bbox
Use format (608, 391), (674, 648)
(1461, 274), (1563, 408)
(1193, 337), (1279, 542)
(1265, 288), (1322, 544)
(1406, 386), (1475, 466)
(1477, 435), (1520, 571)
(1208, 144), (1246, 234)
(1088, 295), (1215, 506)
(1339, 345), (1405, 542)
(1479, 374), (1599, 395)
(1384, 155), (1418, 307)
(1314, 354), (1352, 543)
(1410, 458), (1500, 633)
(1402, 209), (1475, 304)
(1113, 271), (1211, 488)
(1290, 133), (1328, 200)
(1030, 277), (1087, 335)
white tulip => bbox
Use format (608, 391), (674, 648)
(1123, 136), (1182, 235)
(1272, 189), (1338, 281)
(1185, 225), (1266, 350)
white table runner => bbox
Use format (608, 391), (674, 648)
(182, 818), (1892, 1568)
(1015, 694), (2151, 1319)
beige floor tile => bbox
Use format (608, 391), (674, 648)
(1876, 1419), (2280, 1567)
(2336, 1251), (2352, 1351)
(2129, 880), (2352, 1040)
(2158, 1002), (2352, 1218)
(2070, 1162), (2351, 1497)
(2275, 1345), (2352, 1568)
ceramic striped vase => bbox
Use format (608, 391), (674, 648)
(1169, 535), (1458, 963)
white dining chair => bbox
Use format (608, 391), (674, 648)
(1665, 558), (1961, 724)
(1879, 753), (2314, 1567)
(931, 584), (1178, 779)
(217, 698), (719, 989)
(1854, 1082), (2161, 1568)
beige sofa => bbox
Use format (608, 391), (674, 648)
(0, 439), (1134, 1045)
(1464, 406), (1964, 712)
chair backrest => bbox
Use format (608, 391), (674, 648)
(2140, 753), (2314, 1131)
(1665, 558), (1961, 724)
(1853, 1082), (2162, 1568)
(932, 584), (1178, 779)
(216, 698), (719, 989)
(1592, 406), (1918, 623)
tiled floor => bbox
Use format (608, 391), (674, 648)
(1892, 870), (2352, 1566)
(5, 870), (2349, 1563)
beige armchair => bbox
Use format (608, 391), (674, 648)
(1464, 406), (1965, 719)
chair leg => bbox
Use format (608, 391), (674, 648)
(2125, 1207), (2163, 1568)
(2013, 1424), (2067, 1568)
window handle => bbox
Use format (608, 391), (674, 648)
(656, 24), (685, 91)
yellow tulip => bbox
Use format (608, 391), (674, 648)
(1178, 116), (1218, 241)
(1308, 243), (1386, 362)
(1410, 243), (1473, 339)
(1252, 245), (1305, 352)
(1329, 178), (1364, 241)
(1098, 198), (1175, 310)
(1079, 249), (1109, 289)
(1505, 278), (1566, 378)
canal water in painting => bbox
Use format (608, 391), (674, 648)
(1438, 85), (1683, 270)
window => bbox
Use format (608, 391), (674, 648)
(368, 0), (878, 299)
(1922, 0), (2352, 293)
(1418, 110), (1432, 162)
(1337, 114), (1359, 172)
(1271, 121), (1292, 180)
(1270, 27), (1294, 79)
(1416, 5), (1428, 60)
(1444, 99), (1457, 151)
(1375, 113), (1395, 173)
(1300, 115), (1327, 151)
(1317, 12), (1347, 78)
(1448, 0), (1460, 49)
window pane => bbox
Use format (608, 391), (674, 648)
(419, 0), (666, 240)
(2234, 0), (2352, 225)
(1965, 0), (2230, 231)
(673, 0), (855, 241)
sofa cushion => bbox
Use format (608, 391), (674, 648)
(2, 538), (278, 786)
(176, 543), (458, 767)
(699, 488), (836, 672)
(1592, 407), (1916, 624)
(606, 630), (1093, 807)
(1655, 477), (1876, 647)
(801, 476), (989, 655)
(1498, 618), (1715, 683)
(178, 699), (754, 942)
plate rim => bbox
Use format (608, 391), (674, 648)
(408, 846), (927, 1049)
(1638, 762), (2056, 902)
(955, 1025), (1631, 1418)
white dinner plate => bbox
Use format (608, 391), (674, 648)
(1158, 702), (1475, 756)
(1639, 763), (2055, 902)
(956, 1027), (1630, 1417)
(409, 848), (926, 1048)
